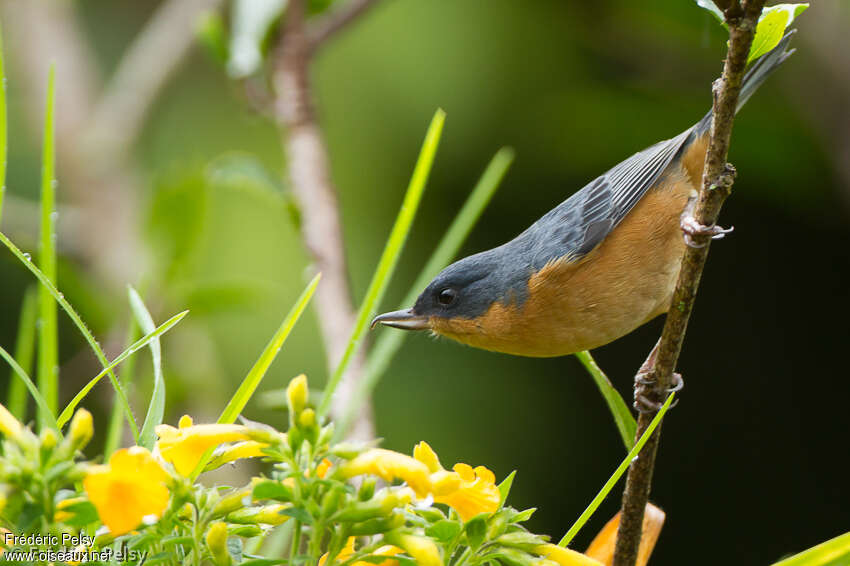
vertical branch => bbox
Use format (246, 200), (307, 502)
(612, 2), (766, 565)
(271, 0), (377, 440)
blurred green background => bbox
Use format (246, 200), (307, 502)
(1, 1), (849, 564)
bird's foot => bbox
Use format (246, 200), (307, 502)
(634, 371), (683, 413)
(680, 213), (734, 248)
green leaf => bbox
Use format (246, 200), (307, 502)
(0, 24), (7, 222)
(240, 560), (287, 566)
(280, 506), (313, 525)
(57, 500), (98, 527)
(498, 470), (516, 506)
(253, 480), (294, 502)
(511, 508), (536, 523)
(558, 392), (676, 547)
(130, 287), (167, 450)
(0, 344), (59, 432)
(770, 531), (850, 566)
(218, 273), (320, 424)
(338, 147), (513, 435)
(694, 0), (725, 24)
(0, 230), (140, 442)
(37, 64), (58, 428)
(426, 520), (463, 543)
(318, 109), (446, 418)
(465, 515), (488, 549)
(56, 310), (188, 428)
(6, 286), (38, 420)
(575, 350), (636, 451)
(748, 4), (808, 64)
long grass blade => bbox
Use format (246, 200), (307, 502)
(104, 315), (140, 457)
(130, 287), (168, 450)
(218, 273), (321, 425)
(0, 24), (7, 222)
(0, 344), (58, 432)
(0, 230), (140, 441)
(56, 310), (188, 429)
(770, 531), (850, 566)
(338, 147), (514, 436)
(36, 65), (58, 428)
(558, 392), (675, 547)
(6, 286), (38, 419)
(575, 350), (637, 451)
(317, 109), (446, 418)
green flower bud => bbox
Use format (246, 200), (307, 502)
(286, 374), (309, 415)
(348, 511), (405, 536)
(68, 408), (94, 450)
(205, 522), (232, 566)
(40, 428), (58, 449)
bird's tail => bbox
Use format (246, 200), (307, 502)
(694, 30), (796, 136)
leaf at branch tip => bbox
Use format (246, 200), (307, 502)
(769, 531), (850, 566)
(694, 0), (725, 25)
(748, 4), (808, 64)
(131, 287), (167, 451)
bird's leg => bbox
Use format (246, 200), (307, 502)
(634, 338), (683, 413)
(680, 196), (733, 248)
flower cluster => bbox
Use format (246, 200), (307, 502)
(1, 376), (607, 565)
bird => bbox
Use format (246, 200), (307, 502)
(372, 35), (794, 367)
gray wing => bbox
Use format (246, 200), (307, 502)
(528, 127), (695, 266)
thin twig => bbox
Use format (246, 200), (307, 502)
(611, 2), (767, 565)
(307, 0), (382, 54)
(272, 0), (375, 440)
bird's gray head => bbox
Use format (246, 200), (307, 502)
(371, 245), (531, 331)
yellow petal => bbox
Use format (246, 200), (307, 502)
(84, 447), (170, 536)
(340, 449), (432, 497)
(435, 464), (500, 521)
(412, 441), (442, 473)
(155, 421), (254, 476)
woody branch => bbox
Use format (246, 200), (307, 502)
(611, 2), (767, 565)
(271, 0), (381, 440)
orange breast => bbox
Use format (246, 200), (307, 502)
(430, 142), (706, 357)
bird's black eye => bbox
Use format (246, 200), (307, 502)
(437, 288), (457, 306)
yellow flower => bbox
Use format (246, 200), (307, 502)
(316, 457), (332, 478)
(534, 544), (605, 566)
(413, 441), (500, 521)
(83, 447), (170, 536)
(155, 415), (257, 475)
(340, 449), (431, 496)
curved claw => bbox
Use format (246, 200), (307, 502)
(680, 214), (734, 248)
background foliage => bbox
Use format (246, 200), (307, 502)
(0, 1), (848, 564)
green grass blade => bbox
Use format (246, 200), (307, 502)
(338, 147), (514, 436)
(130, 287), (167, 450)
(56, 310), (188, 429)
(36, 64), (58, 428)
(218, 273), (320, 424)
(0, 230), (140, 441)
(0, 24), (7, 221)
(317, 109), (446, 418)
(104, 316), (140, 456)
(0, 344), (59, 432)
(6, 286), (38, 419)
(575, 350), (636, 452)
(770, 531), (850, 566)
(558, 392), (675, 548)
